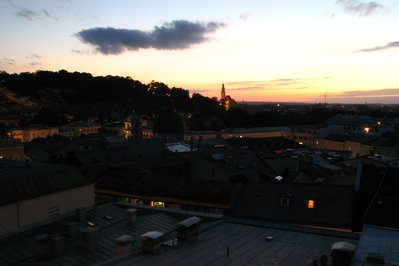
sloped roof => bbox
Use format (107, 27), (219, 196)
(0, 162), (90, 206)
(25, 148), (50, 162)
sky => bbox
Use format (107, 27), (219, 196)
(1, 0), (399, 104)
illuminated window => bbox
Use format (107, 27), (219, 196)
(150, 201), (165, 208)
(307, 200), (315, 209)
(364, 127), (370, 133)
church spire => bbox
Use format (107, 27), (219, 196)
(221, 83), (226, 100)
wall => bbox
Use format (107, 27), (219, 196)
(0, 145), (24, 160)
(0, 185), (94, 236)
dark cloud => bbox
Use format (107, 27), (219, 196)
(42, 9), (58, 20)
(324, 88), (399, 103)
(229, 86), (266, 91)
(15, 8), (38, 21)
(71, 49), (90, 55)
(75, 20), (225, 55)
(28, 61), (41, 66)
(226, 77), (330, 91)
(26, 53), (41, 59)
(359, 41), (399, 52)
(8, 0), (57, 21)
(0, 58), (15, 66)
(339, 88), (399, 97)
(336, 0), (384, 16)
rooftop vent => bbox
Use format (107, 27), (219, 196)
(115, 234), (134, 257)
(34, 233), (65, 259)
(76, 207), (86, 226)
(33, 233), (50, 259)
(176, 216), (201, 243)
(80, 227), (98, 252)
(331, 241), (356, 266)
(49, 234), (65, 257)
(60, 221), (78, 239)
(125, 208), (138, 226)
(140, 231), (164, 254)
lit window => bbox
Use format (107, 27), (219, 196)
(150, 201), (165, 208)
(364, 127), (370, 133)
(307, 200), (315, 209)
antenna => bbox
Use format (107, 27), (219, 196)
(324, 91), (328, 104)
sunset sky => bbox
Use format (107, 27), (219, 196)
(1, 0), (399, 103)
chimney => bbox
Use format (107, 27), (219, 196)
(331, 241), (356, 266)
(33, 233), (50, 259)
(80, 227), (98, 252)
(176, 216), (201, 243)
(58, 221), (78, 239)
(115, 234), (134, 257)
(140, 231), (164, 254)
(49, 234), (65, 257)
(125, 208), (138, 226)
(77, 207), (86, 226)
(66, 222), (78, 239)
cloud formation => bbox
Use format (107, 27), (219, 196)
(26, 53), (41, 59)
(336, 0), (384, 16)
(8, 0), (57, 21)
(15, 7), (38, 21)
(75, 20), (225, 54)
(339, 88), (399, 97)
(226, 77), (330, 91)
(359, 41), (399, 52)
(0, 58), (15, 66)
(28, 61), (41, 66)
(71, 49), (90, 55)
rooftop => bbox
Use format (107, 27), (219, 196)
(112, 216), (358, 266)
(0, 201), (361, 266)
(353, 225), (399, 265)
(0, 161), (90, 206)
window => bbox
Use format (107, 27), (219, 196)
(280, 197), (290, 207)
(307, 199), (315, 209)
(150, 201), (165, 208)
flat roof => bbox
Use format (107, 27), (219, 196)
(113, 218), (358, 266)
(353, 225), (399, 265)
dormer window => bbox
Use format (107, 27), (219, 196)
(280, 197), (290, 207)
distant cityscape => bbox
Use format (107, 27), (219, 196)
(0, 71), (398, 265)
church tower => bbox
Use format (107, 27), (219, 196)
(221, 83), (226, 100)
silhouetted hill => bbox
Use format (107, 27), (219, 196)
(0, 70), (225, 126)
